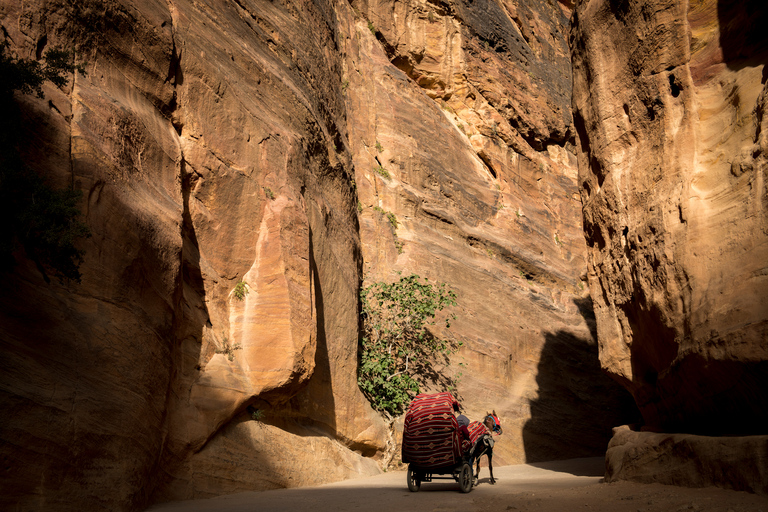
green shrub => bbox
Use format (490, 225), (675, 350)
(374, 165), (390, 179)
(234, 280), (249, 300)
(358, 274), (460, 416)
(372, 206), (397, 229)
(385, 212), (398, 229)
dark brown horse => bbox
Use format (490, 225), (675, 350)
(470, 411), (502, 485)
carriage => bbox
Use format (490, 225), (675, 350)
(401, 392), (488, 493)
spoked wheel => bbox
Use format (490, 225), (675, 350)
(458, 462), (473, 493)
(407, 464), (421, 492)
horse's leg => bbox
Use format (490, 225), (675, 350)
(488, 450), (495, 484)
(474, 454), (481, 485)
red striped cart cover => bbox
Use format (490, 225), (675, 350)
(401, 392), (462, 468)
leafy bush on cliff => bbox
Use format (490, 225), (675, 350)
(358, 273), (461, 416)
(0, 42), (89, 281)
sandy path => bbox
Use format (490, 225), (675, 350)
(147, 458), (768, 512)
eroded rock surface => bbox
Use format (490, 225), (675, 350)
(571, 0), (768, 436)
(1, 0), (636, 510)
(343, 0), (637, 466)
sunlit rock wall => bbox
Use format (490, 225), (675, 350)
(345, 0), (635, 465)
(571, 0), (768, 434)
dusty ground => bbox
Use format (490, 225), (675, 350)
(147, 458), (768, 512)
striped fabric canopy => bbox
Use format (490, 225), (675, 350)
(401, 392), (463, 469)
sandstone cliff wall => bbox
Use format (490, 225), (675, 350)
(344, 0), (635, 464)
(1, 0), (635, 510)
(571, 0), (768, 436)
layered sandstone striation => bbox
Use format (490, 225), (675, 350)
(1, 0), (638, 510)
(571, 0), (768, 435)
(571, 0), (768, 488)
(346, 0), (635, 465)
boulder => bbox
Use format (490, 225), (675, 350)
(606, 426), (768, 495)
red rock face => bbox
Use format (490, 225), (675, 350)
(0, 0), (637, 509)
(571, 0), (768, 435)
(344, 0), (637, 466)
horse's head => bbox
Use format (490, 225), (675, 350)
(484, 411), (502, 434)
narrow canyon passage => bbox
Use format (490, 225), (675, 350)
(0, 0), (766, 509)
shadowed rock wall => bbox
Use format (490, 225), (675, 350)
(571, 0), (768, 436)
(0, 0), (384, 509)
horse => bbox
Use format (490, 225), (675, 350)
(469, 411), (502, 485)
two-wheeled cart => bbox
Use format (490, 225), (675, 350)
(401, 392), (477, 493)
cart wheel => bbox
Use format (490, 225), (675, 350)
(458, 462), (473, 493)
(407, 465), (421, 492)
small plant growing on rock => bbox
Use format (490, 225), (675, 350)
(368, 21), (376, 34)
(234, 280), (249, 300)
(263, 187), (275, 200)
(373, 206), (398, 230)
(386, 211), (398, 229)
(358, 274), (460, 416)
(215, 337), (242, 362)
(375, 140), (383, 152)
(374, 165), (390, 179)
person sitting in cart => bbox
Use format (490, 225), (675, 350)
(453, 403), (471, 440)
